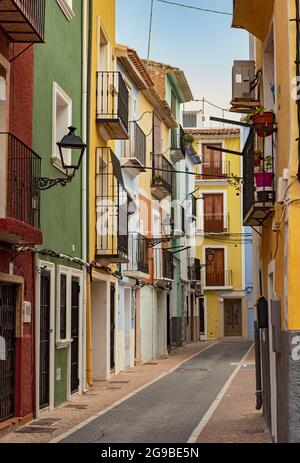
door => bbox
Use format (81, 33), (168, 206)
(71, 277), (80, 394)
(167, 294), (171, 348)
(124, 288), (131, 368)
(203, 194), (224, 233)
(0, 283), (16, 422)
(39, 272), (50, 409)
(190, 295), (194, 341)
(224, 299), (242, 337)
(206, 248), (225, 287)
(199, 298), (205, 335)
(110, 284), (115, 371)
(202, 144), (222, 179)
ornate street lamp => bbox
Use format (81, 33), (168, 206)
(200, 248), (215, 269)
(36, 126), (86, 191)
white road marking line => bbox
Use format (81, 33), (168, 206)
(51, 341), (219, 443)
(187, 343), (254, 443)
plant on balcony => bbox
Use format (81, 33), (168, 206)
(153, 174), (164, 185)
(254, 155), (274, 190)
(254, 149), (263, 168)
(182, 133), (197, 154)
(245, 107), (275, 138)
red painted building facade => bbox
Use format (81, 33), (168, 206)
(0, 0), (45, 426)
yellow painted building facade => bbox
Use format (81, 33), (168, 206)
(187, 129), (248, 340)
(232, 0), (300, 443)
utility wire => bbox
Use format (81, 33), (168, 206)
(157, 0), (233, 16)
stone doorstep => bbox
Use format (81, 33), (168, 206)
(0, 414), (33, 439)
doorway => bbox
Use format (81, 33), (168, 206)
(199, 297), (205, 335)
(0, 283), (16, 422)
(224, 299), (242, 337)
(110, 284), (115, 371)
(39, 272), (51, 409)
(124, 288), (131, 368)
(167, 293), (171, 349)
(70, 277), (80, 394)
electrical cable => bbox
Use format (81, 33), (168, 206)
(157, 0), (233, 16)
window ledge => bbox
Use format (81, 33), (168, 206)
(57, 0), (75, 21)
(204, 286), (233, 291)
(56, 339), (72, 349)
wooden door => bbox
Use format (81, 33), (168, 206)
(203, 194), (224, 233)
(199, 298), (205, 335)
(206, 248), (225, 287)
(224, 299), (242, 336)
(202, 144), (222, 179)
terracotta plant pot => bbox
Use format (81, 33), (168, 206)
(255, 172), (274, 188)
(251, 112), (275, 137)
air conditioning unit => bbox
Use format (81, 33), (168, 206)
(232, 60), (256, 101)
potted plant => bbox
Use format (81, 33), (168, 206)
(247, 108), (275, 138)
(182, 133), (194, 149)
(255, 155), (274, 202)
(254, 149), (263, 168)
(153, 174), (163, 185)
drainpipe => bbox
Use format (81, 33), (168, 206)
(254, 320), (263, 410)
(86, 0), (94, 387)
(295, 0), (300, 181)
(81, 0), (88, 393)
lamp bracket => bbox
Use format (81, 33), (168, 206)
(35, 176), (72, 191)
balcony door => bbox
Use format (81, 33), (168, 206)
(203, 194), (224, 233)
(71, 277), (80, 394)
(206, 248), (225, 287)
(202, 144), (222, 179)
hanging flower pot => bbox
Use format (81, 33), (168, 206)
(255, 172), (274, 188)
(250, 111), (275, 138)
(254, 150), (263, 167)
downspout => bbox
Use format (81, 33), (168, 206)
(81, 0), (88, 393)
(254, 320), (263, 410)
(86, 0), (94, 387)
(295, 0), (300, 181)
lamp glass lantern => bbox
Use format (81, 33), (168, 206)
(206, 248), (215, 265)
(57, 126), (86, 177)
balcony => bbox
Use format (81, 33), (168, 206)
(151, 154), (174, 200)
(96, 71), (129, 140)
(243, 129), (275, 226)
(0, 132), (42, 245)
(154, 248), (174, 288)
(124, 233), (150, 280)
(170, 125), (185, 163)
(96, 147), (129, 263)
(203, 213), (230, 235)
(204, 270), (233, 290)
(197, 161), (231, 181)
(121, 122), (147, 177)
(188, 258), (201, 282)
(0, 0), (45, 43)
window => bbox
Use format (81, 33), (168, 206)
(56, 0), (75, 21)
(203, 194), (225, 233)
(60, 274), (67, 340)
(52, 82), (72, 171)
(206, 248), (225, 287)
(182, 112), (197, 128)
(202, 144), (223, 179)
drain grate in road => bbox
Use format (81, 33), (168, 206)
(15, 427), (58, 434)
(30, 418), (62, 427)
(64, 404), (88, 410)
(108, 381), (130, 384)
(241, 428), (266, 435)
(107, 387), (122, 390)
(176, 368), (211, 374)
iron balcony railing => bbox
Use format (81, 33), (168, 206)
(243, 128), (275, 226)
(205, 270), (233, 288)
(154, 248), (174, 281)
(191, 194), (197, 219)
(188, 258), (201, 282)
(170, 125), (185, 157)
(96, 71), (129, 135)
(1, 132), (41, 228)
(95, 147), (129, 262)
(126, 233), (149, 275)
(123, 122), (146, 166)
(0, 0), (46, 42)
(200, 161), (231, 180)
(152, 153), (174, 196)
(203, 213), (230, 234)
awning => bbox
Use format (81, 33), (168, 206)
(232, 0), (274, 41)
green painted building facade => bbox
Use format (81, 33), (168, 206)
(32, 0), (84, 410)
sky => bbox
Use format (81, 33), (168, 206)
(116, 0), (249, 125)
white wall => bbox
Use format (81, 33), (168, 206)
(91, 279), (109, 380)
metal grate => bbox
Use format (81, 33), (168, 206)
(0, 284), (16, 423)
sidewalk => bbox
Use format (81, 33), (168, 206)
(0, 341), (213, 444)
(196, 346), (271, 443)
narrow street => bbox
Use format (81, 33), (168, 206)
(60, 341), (252, 444)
